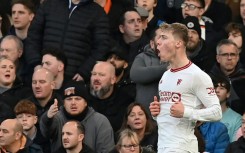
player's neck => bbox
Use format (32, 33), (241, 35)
(170, 56), (189, 69)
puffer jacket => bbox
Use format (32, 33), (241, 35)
(25, 0), (110, 81)
(199, 122), (230, 153)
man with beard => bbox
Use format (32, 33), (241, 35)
(89, 62), (134, 133)
(40, 80), (114, 153)
(183, 16), (215, 72)
(209, 39), (245, 115)
(106, 43), (136, 100)
(130, 27), (169, 114)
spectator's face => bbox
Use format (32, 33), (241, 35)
(127, 106), (147, 131)
(0, 39), (22, 62)
(150, 28), (162, 52)
(42, 54), (63, 77)
(16, 113), (37, 131)
(215, 84), (230, 104)
(0, 59), (16, 88)
(62, 122), (84, 150)
(12, 4), (34, 30)
(187, 29), (200, 51)
(119, 137), (140, 153)
(64, 96), (87, 115)
(137, 0), (156, 12)
(182, 0), (204, 19)
(119, 11), (143, 41)
(228, 31), (243, 49)
(32, 70), (54, 100)
(90, 63), (116, 99)
(216, 44), (239, 73)
(106, 54), (128, 76)
(0, 121), (18, 146)
(240, 0), (245, 21)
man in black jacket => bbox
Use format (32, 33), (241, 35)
(25, 0), (110, 82)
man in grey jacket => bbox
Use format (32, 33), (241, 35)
(130, 27), (168, 114)
(40, 80), (114, 153)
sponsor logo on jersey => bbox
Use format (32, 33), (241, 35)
(206, 87), (216, 95)
(159, 90), (181, 102)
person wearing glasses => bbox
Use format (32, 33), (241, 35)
(209, 39), (245, 115)
(180, 0), (220, 56)
(110, 128), (155, 153)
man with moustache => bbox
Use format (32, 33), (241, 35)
(183, 16), (215, 72)
(89, 62), (134, 133)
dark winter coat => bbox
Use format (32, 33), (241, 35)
(25, 0), (110, 82)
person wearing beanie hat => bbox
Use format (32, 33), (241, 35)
(40, 80), (115, 153)
(106, 42), (136, 100)
(181, 0), (221, 60)
(63, 80), (90, 103)
(183, 15), (215, 72)
(14, 99), (52, 153)
(183, 16), (201, 38)
(212, 76), (242, 142)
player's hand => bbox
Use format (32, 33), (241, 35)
(47, 99), (59, 118)
(170, 101), (184, 118)
(149, 96), (160, 117)
(73, 73), (84, 81)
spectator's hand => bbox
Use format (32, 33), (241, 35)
(170, 101), (184, 118)
(149, 96), (160, 117)
(47, 99), (59, 118)
(73, 73), (84, 81)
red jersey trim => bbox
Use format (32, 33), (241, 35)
(170, 61), (192, 72)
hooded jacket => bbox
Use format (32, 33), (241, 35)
(130, 44), (168, 112)
(40, 107), (114, 153)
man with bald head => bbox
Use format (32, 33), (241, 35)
(89, 61), (134, 133)
(28, 67), (63, 118)
(28, 68), (63, 153)
(0, 119), (43, 153)
(54, 121), (95, 153)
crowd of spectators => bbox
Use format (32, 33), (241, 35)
(0, 0), (245, 152)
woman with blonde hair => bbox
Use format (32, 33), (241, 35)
(113, 129), (155, 153)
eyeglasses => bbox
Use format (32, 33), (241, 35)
(218, 53), (238, 58)
(181, 3), (202, 10)
(121, 144), (139, 150)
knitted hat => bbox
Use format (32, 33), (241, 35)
(107, 43), (128, 61)
(183, 16), (201, 38)
(63, 80), (89, 102)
